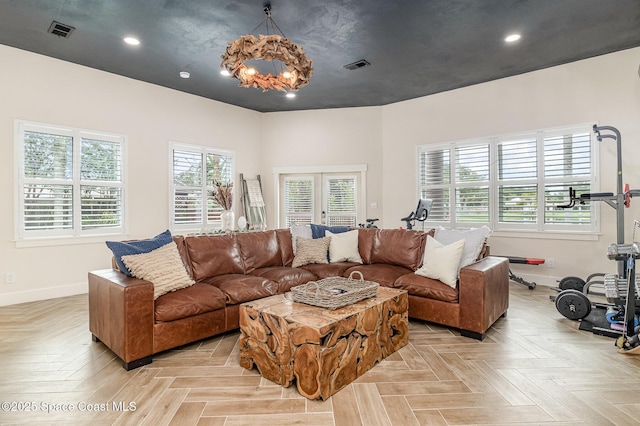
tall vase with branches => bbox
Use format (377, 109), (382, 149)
(211, 181), (234, 230)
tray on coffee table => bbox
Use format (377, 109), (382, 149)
(289, 271), (378, 310)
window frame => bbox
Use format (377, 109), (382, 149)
(417, 123), (600, 235)
(14, 120), (127, 242)
(169, 141), (235, 233)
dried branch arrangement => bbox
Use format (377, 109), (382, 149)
(221, 34), (313, 92)
(211, 181), (233, 210)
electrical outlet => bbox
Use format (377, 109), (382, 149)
(546, 258), (555, 268)
(5, 272), (16, 284)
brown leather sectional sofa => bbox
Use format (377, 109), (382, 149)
(88, 228), (509, 370)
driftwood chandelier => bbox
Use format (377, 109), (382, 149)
(220, 1), (313, 93)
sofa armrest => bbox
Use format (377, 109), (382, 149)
(458, 256), (509, 337)
(88, 269), (155, 365)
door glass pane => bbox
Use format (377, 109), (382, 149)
(326, 177), (356, 227)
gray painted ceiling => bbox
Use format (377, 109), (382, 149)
(2, 0), (640, 113)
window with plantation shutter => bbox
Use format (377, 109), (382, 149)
(325, 176), (357, 227)
(16, 121), (126, 240)
(497, 136), (538, 225)
(170, 143), (234, 231)
(419, 148), (450, 221)
(543, 131), (592, 225)
(283, 177), (313, 227)
(455, 144), (490, 223)
(418, 124), (596, 233)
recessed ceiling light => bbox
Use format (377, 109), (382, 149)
(505, 34), (521, 43)
(286, 93), (296, 98)
(220, 69), (231, 76)
(124, 37), (140, 46)
(179, 71), (190, 79)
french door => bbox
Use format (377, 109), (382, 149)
(280, 173), (360, 228)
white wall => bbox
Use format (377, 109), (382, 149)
(382, 47), (640, 285)
(3, 43), (640, 305)
(260, 107), (384, 227)
(0, 45), (262, 305)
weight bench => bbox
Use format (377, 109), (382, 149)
(500, 256), (545, 290)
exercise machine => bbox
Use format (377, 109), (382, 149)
(605, 239), (640, 351)
(401, 198), (432, 230)
(554, 125), (640, 337)
(503, 256), (545, 290)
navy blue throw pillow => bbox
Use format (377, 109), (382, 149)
(310, 224), (350, 239)
(105, 230), (173, 276)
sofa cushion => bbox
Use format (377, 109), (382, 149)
(301, 262), (359, 279)
(357, 228), (377, 264)
(106, 229), (173, 276)
(394, 273), (459, 303)
(327, 229), (363, 263)
(310, 224), (350, 239)
(172, 235), (192, 278)
(275, 228), (295, 266)
(415, 236), (465, 288)
(345, 264), (413, 287)
(292, 237), (331, 268)
(249, 266), (317, 293)
(185, 234), (245, 281)
(434, 226), (492, 269)
(201, 274), (278, 305)
(236, 231), (282, 272)
(121, 241), (195, 299)
(154, 283), (227, 322)
(370, 229), (426, 270)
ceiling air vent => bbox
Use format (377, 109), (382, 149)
(47, 21), (75, 38)
(343, 59), (371, 71)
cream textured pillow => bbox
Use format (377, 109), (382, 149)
(122, 241), (195, 299)
(435, 226), (492, 269)
(326, 229), (362, 263)
(292, 237), (331, 268)
(415, 236), (465, 288)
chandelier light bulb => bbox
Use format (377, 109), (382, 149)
(246, 68), (256, 76)
(282, 71), (291, 79)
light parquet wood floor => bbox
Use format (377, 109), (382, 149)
(1, 284), (640, 425)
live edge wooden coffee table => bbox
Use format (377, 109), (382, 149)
(239, 286), (408, 400)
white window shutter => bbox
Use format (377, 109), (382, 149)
(284, 177), (313, 227)
(325, 177), (356, 227)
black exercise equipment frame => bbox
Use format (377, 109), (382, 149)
(554, 125), (640, 336)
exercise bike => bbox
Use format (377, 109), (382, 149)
(358, 218), (379, 228)
(401, 198), (432, 230)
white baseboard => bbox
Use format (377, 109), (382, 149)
(0, 282), (87, 307)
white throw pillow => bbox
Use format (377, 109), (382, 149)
(415, 236), (465, 288)
(121, 241), (195, 299)
(290, 224), (312, 254)
(434, 226), (491, 269)
(326, 229), (363, 263)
